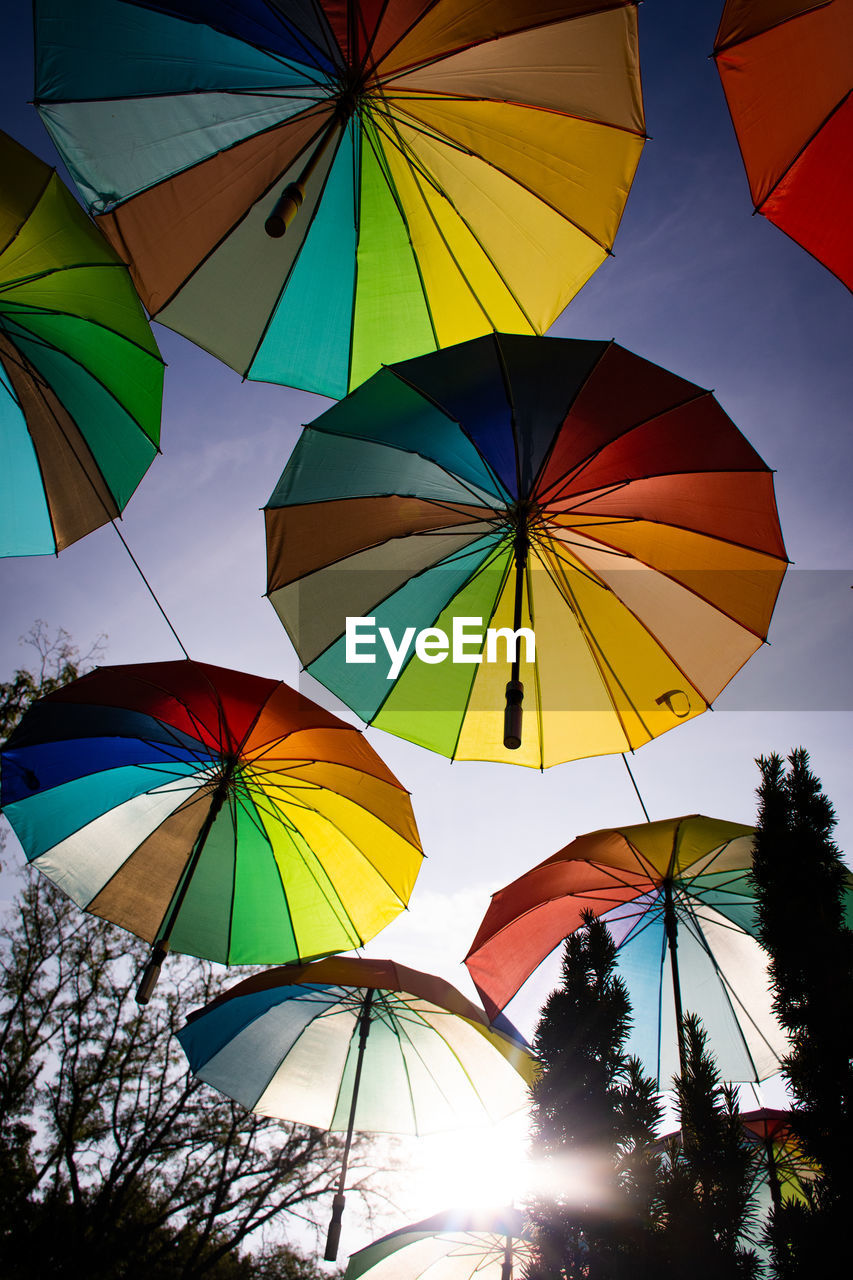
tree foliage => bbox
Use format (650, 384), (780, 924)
(526, 915), (763, 1280)
(0, 872), (367, 1278)
(751, 748), (853, 1275)
(526, 911), (663, 1280)
(657, 1015), (760, 1280)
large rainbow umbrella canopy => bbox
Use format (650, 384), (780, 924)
(0, 661), (423, 979)
(265, 333), (787, 768)
(714, 0), (853, 290)
(0, 129), (163, 556)
(34, 0), (645, 397)
(464, 814), (789, 1085)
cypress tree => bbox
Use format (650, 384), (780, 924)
(526, 911), (662, 1280)
(751, 749), (853, 1274)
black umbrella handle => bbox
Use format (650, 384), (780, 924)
(324, 1192), (346, 1261)
(135, 938), (170, 1005)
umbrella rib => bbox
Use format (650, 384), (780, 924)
(240, 781), (405, 944)
(266, 504), (501, 596)
(360, 114), (442, 354)
(379, 97), (618, 258)
(584, 538), (765, 702)
(318, 402), (511, 509)
(533, 388), (713, 504)
(0, 334), (136, 545)
(448, 544), (514, 761)
(674, 898), (769, 1081)
(712, 4), (833, 56)
(241, 109), (348, 373)
(368, 4), (631, 79)
(529, 339), (612, 495)
(369, 104), (506, 332)
(382, 365), (513, 503)
(301, 532), (504, 679)
(755, 87), (853, 211)
(368, 106), (540, 332)
(142, 101), (338, 318)
(540, 535), (746, 708)
(0, 163), (51, 258)
(535, 543), (654, 746)
(378, 994), (484, 1130)
(365, 538), (510, 724)
(3, 313), (162, 442)
(567, 523), (785, 642)
(572, 506), (788, 568)
(227, 785), (366, 948)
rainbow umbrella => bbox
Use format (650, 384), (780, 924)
(176, 957), (536, 1259)
(344, 1208), (533, 1280)
(714, 0), (853, 290)
(265, 334), (787, 768)
(738, 1109), (819, 1213)
(0, 129), (163, 556)
(34, 0), (645, 397)
(0, 660), (422, 1001)
(464, 815), (788, 1085)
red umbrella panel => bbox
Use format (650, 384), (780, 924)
(714, 0), (853, 290)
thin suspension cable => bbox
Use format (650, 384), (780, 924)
(110, 519), (190, 660)
(622, 753), (650, 822)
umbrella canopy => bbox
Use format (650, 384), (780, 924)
(738, 1108), (819, 1211)
(0, 660), (423, 998)
(464, 814), (788, 1086)
(265, 333), (787, 768)
(177, 956), (536, 1257)
(34, 0), (645, 398)
(0, 129), (163, 556)
(714, 0), (853, 290)
(344, 1208), (533, 1280)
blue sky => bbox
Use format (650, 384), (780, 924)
(2, 0), (851, 1053)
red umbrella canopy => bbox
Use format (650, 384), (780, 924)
(714, 0), (853, 289)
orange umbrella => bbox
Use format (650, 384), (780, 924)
(714, 0), (853, 290)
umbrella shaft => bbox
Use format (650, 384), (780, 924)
(663, 880), (686, 1077)
(504, 531), (529, 749)
(325, 988), (374, 1260)
(266, 107), (348, 237)
(136, 760), (235, 1005)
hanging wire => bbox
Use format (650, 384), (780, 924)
(621, 752), (650, 822)
(110, 519), (190, 660)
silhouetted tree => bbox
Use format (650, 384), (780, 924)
(657, 1015), (760, 1279)
(751, 749), (853, 1276)
(526, 911), (663, 1280)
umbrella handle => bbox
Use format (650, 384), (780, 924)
(324, 1192), (346, 1261)
(265, 106), (348, 238)
(265, 184), (303, 237)
(504, 680), (524, 749)
(135, 938), (169, 1005)
(503, 526), (529, 749)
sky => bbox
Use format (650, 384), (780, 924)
(2, 0), (852, 1243)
